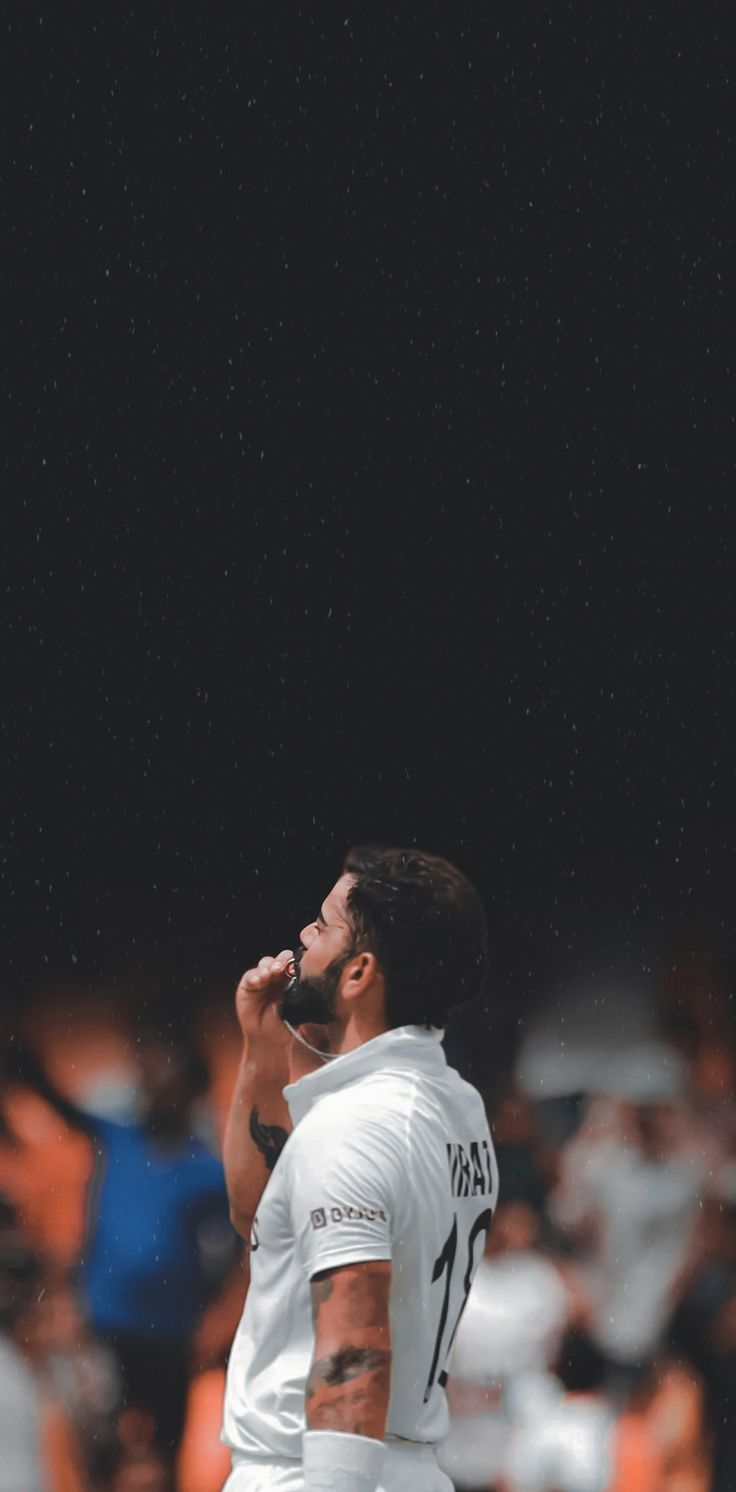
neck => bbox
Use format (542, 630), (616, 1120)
(330, 1011), (389, 1056)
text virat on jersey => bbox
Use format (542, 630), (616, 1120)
(446, 1140), (494, 1198)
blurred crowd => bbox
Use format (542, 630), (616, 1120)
(0, 996), (243, 1492)
(0, 954), (734, 1492)
(440, 955), (736, 1492)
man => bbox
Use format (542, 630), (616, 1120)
(221, 844), (499, 1492)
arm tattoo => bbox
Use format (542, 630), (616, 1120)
(307, 1348), (391, 1390)
(249, 1106), (288, 1172)
(307, 1347), (390, 1395)
(306, 1266), (392, 1434)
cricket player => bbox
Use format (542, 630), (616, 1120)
(221, 845), (498, 1491)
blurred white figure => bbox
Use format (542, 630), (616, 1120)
(439, 1202), (574, 1492)
(503, 1331), (615, 1492)
(0, 1225), (46, 1492)
(0, 1334), (45, 1492)
(516, 977), (657, 1107)
(551, 1043), (704, 1372)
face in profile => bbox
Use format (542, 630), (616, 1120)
(280, 875), (356, 1027)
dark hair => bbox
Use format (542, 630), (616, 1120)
(554, 1330), (607, 1394)
(342, 845), (488, 1030)
(132, 1006), (210, 1100)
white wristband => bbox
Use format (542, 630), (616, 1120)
(302, 1430), (386, 1492)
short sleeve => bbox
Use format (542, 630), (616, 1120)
(286, 1097), (404, 1280)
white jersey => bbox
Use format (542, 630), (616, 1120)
(222, 1025), (498, 1462)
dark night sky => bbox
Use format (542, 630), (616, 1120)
(2, 6), (733, 1014)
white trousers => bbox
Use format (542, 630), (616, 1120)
(223, 1439), (454, 1492)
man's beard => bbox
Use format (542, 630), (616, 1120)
(279, 950), (351, 1026)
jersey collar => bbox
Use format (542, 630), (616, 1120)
(283, 1025), (446, 1126)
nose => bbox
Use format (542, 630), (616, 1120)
(300, 921), (318, 948)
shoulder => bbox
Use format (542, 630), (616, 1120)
(296, 1080), (409, 1149)
(286, 1086), (407, 1193)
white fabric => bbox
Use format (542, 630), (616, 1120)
(554, 1138), (701, 1361)
(516, 981), (656, 1098)
(439, 1404), (510, 1490)
(438, 1251), (568, 1488)
(0, 1335), (45, 1492)
(223, 1439), (453, 1492)
(302, 1430), (385, 1491)
(449, 1251), (568, 1382)
(222, 1026), (498, 1464)
(596, 1042), (687, 1102)
(505, 1394), (614, 1492)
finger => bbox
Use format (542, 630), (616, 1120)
(259, 951), (295, 981)
(258, 955), (275, 972)
(242, 967), (266, 988)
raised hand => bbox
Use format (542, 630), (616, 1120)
(234, 949), (295, 1054)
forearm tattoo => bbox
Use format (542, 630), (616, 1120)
(249, 1106), (288, 1172)
(307, 1347), (391, 1394)
(306, 1346), (391, 1432)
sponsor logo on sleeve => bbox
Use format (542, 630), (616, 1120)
(310, 1204), (388, 1228)
(330, 1205), (388, 1223)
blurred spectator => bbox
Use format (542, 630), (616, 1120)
(667, 1182), (736, 1491)
(550, 1044), (705, 1386)
(659, 957), (732, 1063)
(0, 1203), (48, 1492)
(506, 1339), (705, 1492)
(502, 1330), (615, 1492)
(490, 1087), (559, 1217)
(20, 1262), (120, 1489)
(0, 1197), (89, 1492)
(111, 1407), (174, 1491)
(439, 1200), (583, 1491)
(111, 1449), (172, 1492)
(2, 1014), (239, 1475)
(0, 1053), (93, 1264)
(623, 1356), (709, 1492)
(660, 958), (736, 1155)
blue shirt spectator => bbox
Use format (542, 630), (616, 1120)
(3, 1020), (238, 1464)
(83, 1113), (231, 1342)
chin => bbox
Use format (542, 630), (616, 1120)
(279, 975), (335, 1027)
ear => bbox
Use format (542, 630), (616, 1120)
(340, 950), (381, 1003)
